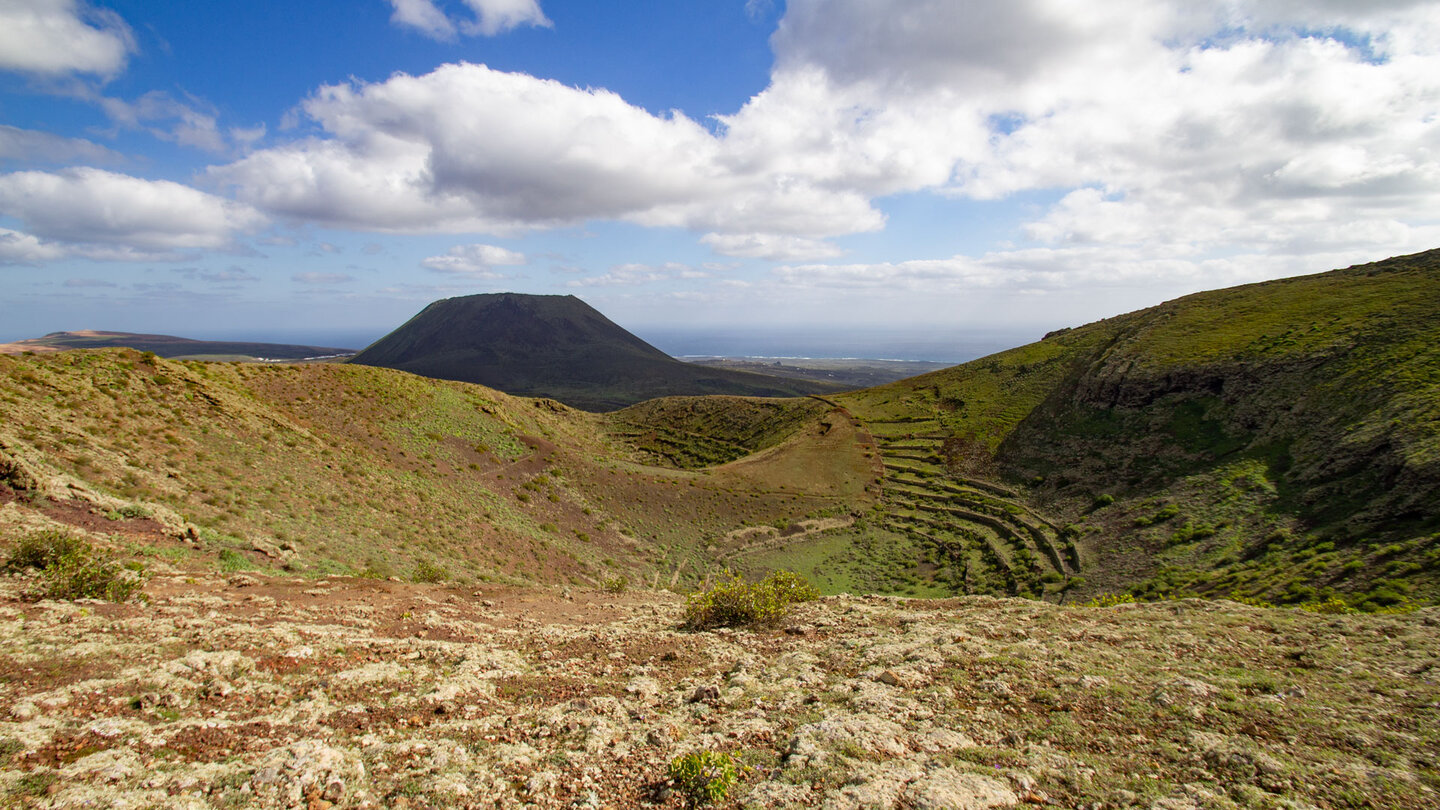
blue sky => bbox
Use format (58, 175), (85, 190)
(2, 0), (1438, 355)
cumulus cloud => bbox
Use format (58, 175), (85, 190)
(421, 243), (527, 275)
(0, 168), (266, 259)
(387, 0), (551, 40)
(211, 0), (1438, 286)
(752, 0), (1440, 283)
(0, 0), (134, 77)
(207, 62), (886, 238)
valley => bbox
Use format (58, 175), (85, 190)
(1, 250), (1438, 807)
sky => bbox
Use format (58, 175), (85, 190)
(1, 0), (1438, 357)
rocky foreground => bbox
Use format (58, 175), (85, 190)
(0, 575), (1436, 809)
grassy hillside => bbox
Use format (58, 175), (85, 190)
(350, 293), (843, 410)
(1, 251), (1436, 611)
(0, 350), (869, 589)
(0, 330), (354, 361)
(828, 249), (1440, 607)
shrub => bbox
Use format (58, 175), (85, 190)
(1084, 592), (1137, 608)
(602, 575), (629, 594)
(1092, 494), (1115, 508)
(1301, 595), (1358, 615)
(682, 570), (819, 630)
(411, 559), (448, 583)
(3, 531), (87, 573)
(4, 531), (146, 602)
(667, 751), (738, 808)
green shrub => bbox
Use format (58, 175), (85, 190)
(411, 559), (448, 583)
(602, 575), (629, 594)
(3, 531), (87, 573)
(682, 570), (819, 630)
(216, 548), (254, 572)
(1084, 592), (1136, 608)
(1301, 595), (1358, 615)
(667, 751), (738, 808)
(1092, 493), (1115, 508)
(4, 531), (146, 602)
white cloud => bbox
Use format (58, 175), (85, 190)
(566, 262), (710, 288)
(0, 0), (134, 77)
(0, 125), (120, 164)
(212, 0), (1439, 287)
(458, 0), (551, 36)
(291, 272), (354, 284)
(388, 0), (456, 40)
(421, 243), (527, 275)
(387, 0), (550, 40)
(96, 91), (230, 154)
(0, 168), (266, 257)
(207, 62), (885, 238)
(745, 0), (1440, 282)
(700, 232), (843, 261)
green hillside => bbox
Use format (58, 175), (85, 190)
(2, 252), (1437, 611)
(0, 350), (868, 589)
(349, 293), (842, 410)
(819, 249), (1440, 607)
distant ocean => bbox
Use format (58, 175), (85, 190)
(196, 326), (1041, 364)
(635, 327), (1040, 364)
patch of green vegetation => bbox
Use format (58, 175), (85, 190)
(682, 570), (818, 630)
(4, 530), (147, 602)
(216, 549), (254, 572)
(606, 396), (827, 469)
(411, 559), (448, 583)
(667, 751), (739, 808)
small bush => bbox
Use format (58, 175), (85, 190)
(1092, 493), (1115, 508)
(3, 531), (87, 573)
(682, 570), (819, 630)
(602, 575), (629, 594)
(4, 531), (146, 602)
(1301, 595), (1358, 615)
(412, 559), (448, 583)
(667, 751), (738, 808)
(216, 549), (254, 572)
(1084, 592), (1136, 608)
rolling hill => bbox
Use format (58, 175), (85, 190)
(793, 248), (1440, 607)
(1, 254), (1437, 810)
(348, 293), (844, 410)
(1, 250), (1437, 611)
(0, 330), (354, 361)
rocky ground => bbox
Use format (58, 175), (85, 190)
(0, 574), (1436, 809)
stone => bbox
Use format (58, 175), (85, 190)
(902, 769), (1019, 810)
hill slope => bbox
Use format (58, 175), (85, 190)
(0, 349), (874, 589)
(805, 249), (1440, 607)
(0, 330), (354, 361)
(349, 293), (842, 410)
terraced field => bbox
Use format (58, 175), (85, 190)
(864, 421), (1079, 600)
